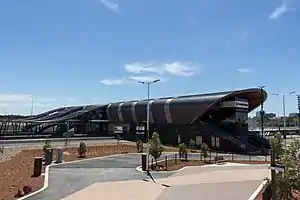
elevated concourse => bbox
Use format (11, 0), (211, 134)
(2, 88), (270, 154)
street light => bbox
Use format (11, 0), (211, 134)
(30, 95), (34, 116)
(138, 79), (160, 171)
(273, 91), (296, 149)
(258, 85), (265, 154)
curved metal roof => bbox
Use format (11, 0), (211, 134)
(189, 88), (267, 124)
(27, 104), (106, 123)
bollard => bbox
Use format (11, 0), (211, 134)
(33, 157), (43, 177)
(141, 153), (147, 171)
(56, 148), (63, 163)
(165, 156), (168, 168)
(175, 154), (177, 165)
(45, 148), (53, 165)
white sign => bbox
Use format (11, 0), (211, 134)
(136, 126), (145, 135)
(220, 101), (249, 109)
(113, 126), (123, 134)
(269, 166), (285, 172)
(196, 136), (202, 145)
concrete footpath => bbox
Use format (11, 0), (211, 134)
(25, 153), (270, 200)
(62, 163), (270, 200)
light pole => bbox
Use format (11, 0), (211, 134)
(258, 85), (265, 154)
(273, 91), (296, 149)
(30, 95), (34, 116)
(138, 79), (160, 171)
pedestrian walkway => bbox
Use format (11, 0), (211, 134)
(60, 163), (270, 200)
(25, 153), (270, 200)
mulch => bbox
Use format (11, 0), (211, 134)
(0, 144), (138, 200)
(0, 149), (44, 200)
(152, 159), (270, 171)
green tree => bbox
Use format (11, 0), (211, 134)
(274, 139), (300, 199)
(77, 142), (87, 158)
(200, 143), (210, 161)
(42, 140), (52, 154)
(149, 132), (164, 163)
(178, 143), (188, 159)
(270, 132), (283, 159)
(136, 140), (144, 153)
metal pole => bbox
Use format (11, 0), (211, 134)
(146, 83), (150, 171)
(30, 95), (34, 116)
(271, 149), (277, 200)
(283, 94), (287, 149)
(260, 87), (264, 154)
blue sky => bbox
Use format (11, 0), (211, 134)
(0, 0), (299, 116)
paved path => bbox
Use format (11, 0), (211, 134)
(25, 153), (270, 200)
(26, 154), (173, 200)
(61, 164), (270, 200)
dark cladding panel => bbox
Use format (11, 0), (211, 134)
(152, 99), (168, 124)
(121, 101), (134, 123)
(108, 103), (121, 123)
(170, 96), (221, 124)
(135, 101), (147, 123)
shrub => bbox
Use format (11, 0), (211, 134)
(77, 142), (87, 158)
(136, 140), (144, 153)
(149, 132), (164, 162)
(200, 143), (210, 161)
(178, 143), (188, 159)
(42, 140), (52, 154)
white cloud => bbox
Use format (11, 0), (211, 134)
(100, 78), (124, 85)
(0, 93), (57, 114)
(269, 0), (294, 19)
(164, 62), (198, 76)
(124, 61), (199, 77)
(129, 76), (162, 83)
(238, 68), (252, 73)
(100, 0), (119, 13)
(124, 63), (164, 74)
(0, 93), (32, 102)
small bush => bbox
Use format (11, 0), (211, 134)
(136, 140), (144, 153)
(178, 143), (188, 159)
(200, 143), (210, 161)
(77, 142), (87, 158)
(42, 140), (52, 154)
(149, 132), (164, 162)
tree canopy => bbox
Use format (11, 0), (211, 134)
(271, 134), (300, 199)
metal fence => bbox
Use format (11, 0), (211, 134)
(150, 152), (271, 169)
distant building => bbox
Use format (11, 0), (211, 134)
(289, 113), (299, 117)
(256, 111), (276, 118)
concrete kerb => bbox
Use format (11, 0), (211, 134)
(18, 153), (141, 200)
(247, 178), (270, 200)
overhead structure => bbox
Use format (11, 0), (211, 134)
(3, 88), (269, 154)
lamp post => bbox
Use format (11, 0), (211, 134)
(139, 79), (160, 171)
(30, 95), (34, 116)
(258, 85), (265, 154)
(273, 91), (296, 149)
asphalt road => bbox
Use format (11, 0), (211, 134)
(26, 154), (173, 200)
(0, 138), (127, 148)
(26, 154), (269, 200)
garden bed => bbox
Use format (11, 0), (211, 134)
(0, 144), (137, 200)
(151, 159), (270, 172)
